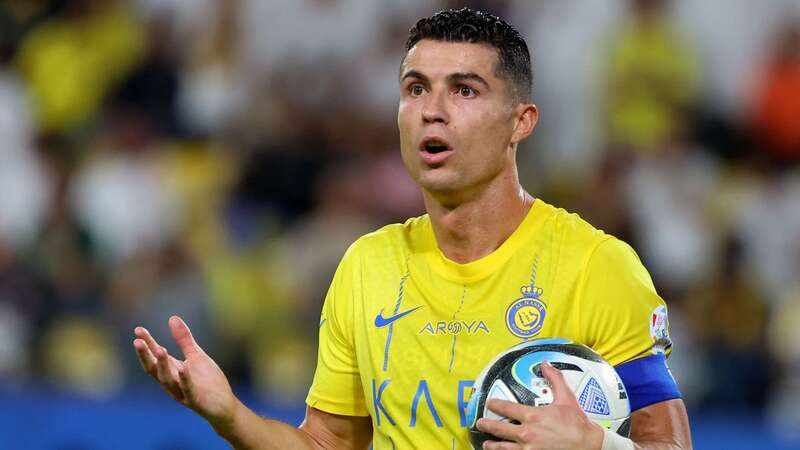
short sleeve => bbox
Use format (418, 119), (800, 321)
(577, 238), (681, 410)
(305, 244), (370, 416)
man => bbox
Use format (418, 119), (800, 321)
(133, 8), (692, 450)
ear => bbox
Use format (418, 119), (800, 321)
(510, 103), (538, 146)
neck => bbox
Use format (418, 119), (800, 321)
(424, 174), (534, 264)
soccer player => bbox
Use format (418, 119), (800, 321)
(133, 8), (691, 450)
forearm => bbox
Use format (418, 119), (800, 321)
(633, 441), (688, 450)
(211, 400), (320, 450)
(627, 400), (692, 450)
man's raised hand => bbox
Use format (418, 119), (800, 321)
(133, 316), (240, 427)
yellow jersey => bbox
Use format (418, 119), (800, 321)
(306, 199), (679, 449)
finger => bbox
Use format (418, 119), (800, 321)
(169, 316), (201, 358)
(483, 440), (522, 450)
(155, 345), (184, 401)
(133, 338), (157, 375)
(477, 417), (536, 448)
(136, 326), (187, 366)
(485, 399), (542, 424)
(177, 365), (194, 400)
(477, 418), (522, 442)
(135, 326), (162, 358)
(541, 360), (579, 407)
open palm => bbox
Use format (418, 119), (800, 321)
(133, 316), (239, 426)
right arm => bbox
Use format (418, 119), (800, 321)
(133, 316), (372, 450)
(213, 402), (372, 450)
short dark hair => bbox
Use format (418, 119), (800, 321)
(404, 8), (532, 103)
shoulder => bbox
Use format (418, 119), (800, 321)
(347, 214), (431, 255)
(550, 206), (605, 237)
(535, 199), (654, 294)
(338, 214), (431, 266)
(536, 199), (613, 264)
(583, 237), (655, 291)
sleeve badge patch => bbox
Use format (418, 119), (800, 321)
(649, 305), (672, 354)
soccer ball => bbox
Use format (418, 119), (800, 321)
(466, 338), (631, 449)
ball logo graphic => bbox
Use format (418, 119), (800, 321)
(506, 285), (547, 338)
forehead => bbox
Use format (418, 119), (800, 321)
(401, 40), (500, 80)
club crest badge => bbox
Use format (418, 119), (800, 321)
(506, 284), (547, 339)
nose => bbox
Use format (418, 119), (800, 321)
(421, 89), (449, 125)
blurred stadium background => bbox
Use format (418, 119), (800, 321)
(0, 0), (799, 448)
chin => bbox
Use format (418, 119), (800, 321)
(418, 174), (465, 197)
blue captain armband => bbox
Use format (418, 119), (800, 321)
(614, 354), (682, 411)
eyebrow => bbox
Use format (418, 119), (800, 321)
(400, 70), (491, 91)
(400, 69), (428, 83)
(447, 72), (490, 90)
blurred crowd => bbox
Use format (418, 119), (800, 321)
(0, 0), (799, 440)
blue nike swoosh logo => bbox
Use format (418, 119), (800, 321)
(374, 306), (423, 327)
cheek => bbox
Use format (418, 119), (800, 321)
(468, 123), (514, 170)
(396, 108), (417, 174)
(397, 99), (416, 126)
(479, 111), (514, 147)
(397, 115), (413, 152)
(461, 111), (509, 147)
(457, 102), (503, 132)
(397, 101), (419, 147)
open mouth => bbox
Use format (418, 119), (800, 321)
(419, 137), (452, 154)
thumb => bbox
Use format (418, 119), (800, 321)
(169, 315), (201, 358)
(541, 361), (579, 407)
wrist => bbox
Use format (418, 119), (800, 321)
(587, 422), (605, 450)
(209, 398), (247, 437)
(601, 427), (635, 450)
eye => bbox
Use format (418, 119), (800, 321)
(409, 84), (425, 96)
(458, 86), (477, 97)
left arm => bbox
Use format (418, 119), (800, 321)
(627, 398), (691, 450)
